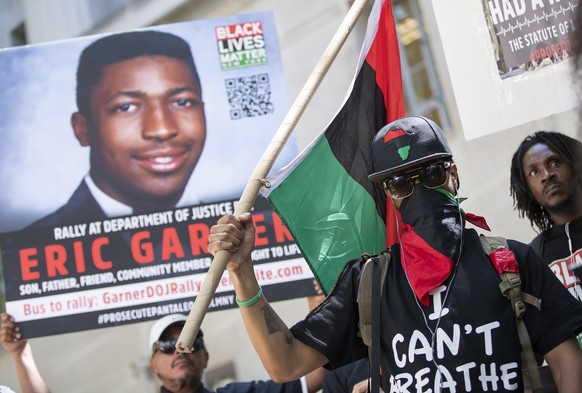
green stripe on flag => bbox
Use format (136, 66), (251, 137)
(267, 136), (386, 293)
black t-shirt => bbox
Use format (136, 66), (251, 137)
(530, 216), (582, 301)
(291, 229), (582, 392)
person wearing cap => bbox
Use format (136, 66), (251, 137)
(208, 116), (582, 392)
(149, 314), (323, 393)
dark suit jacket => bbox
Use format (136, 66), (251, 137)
(23, 181), (139, 273)
(29, 181), (107, 228)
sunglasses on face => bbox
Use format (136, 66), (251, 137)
(383, 161), (452, 199)
(153, 338), (204, 355)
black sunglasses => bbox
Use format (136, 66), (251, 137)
(153, 338), (204, 354)
(383, 161), (452, 199)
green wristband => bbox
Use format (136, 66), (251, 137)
(236, 286), (263, 307)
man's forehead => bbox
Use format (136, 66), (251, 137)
(100, 55), (195, 79)
(524, 143), (562, 163)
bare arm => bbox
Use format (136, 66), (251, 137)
(545, 336), (582, 393)
(209, 214), (328, 382)
(0, 313), (51, 393)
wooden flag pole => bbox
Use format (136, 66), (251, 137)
(176, 0), (372, 353)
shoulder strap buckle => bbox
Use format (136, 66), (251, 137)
(480, 235), (543, 392)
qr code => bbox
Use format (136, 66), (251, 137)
(225, 73), (274, 120)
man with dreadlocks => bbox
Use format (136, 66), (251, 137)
(510, 131), (582, 392)
(510, 131), (582, 299)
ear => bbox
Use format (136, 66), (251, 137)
(202, 350), (209, 369)
(71, 112), (90, 146)
(446, 163), (458, 195)
(150, 357), (157, 373)
(451, 163), (460, 189)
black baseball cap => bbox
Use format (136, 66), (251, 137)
(368, 116), (453, 183)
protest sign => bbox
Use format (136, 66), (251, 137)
(0, 12), (313, 338)
(482, 0), (577, 77)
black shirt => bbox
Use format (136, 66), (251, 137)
(291, 229), (582, 392)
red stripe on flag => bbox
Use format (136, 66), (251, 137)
(365, 0), (405, 248)
(365, 0), (404, 122)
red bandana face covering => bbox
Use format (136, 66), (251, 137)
(397, 186), (488, 306)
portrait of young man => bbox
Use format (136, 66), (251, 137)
(29, 30), (207, 227)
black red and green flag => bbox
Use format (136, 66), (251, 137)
(261, 0), (404, 294)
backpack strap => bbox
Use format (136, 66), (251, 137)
(357, 250), (390, 393)
(479, 235), (543, 393)
(357, 251), (390, 347)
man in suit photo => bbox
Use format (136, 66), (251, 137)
(32, 30), (206, 227)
